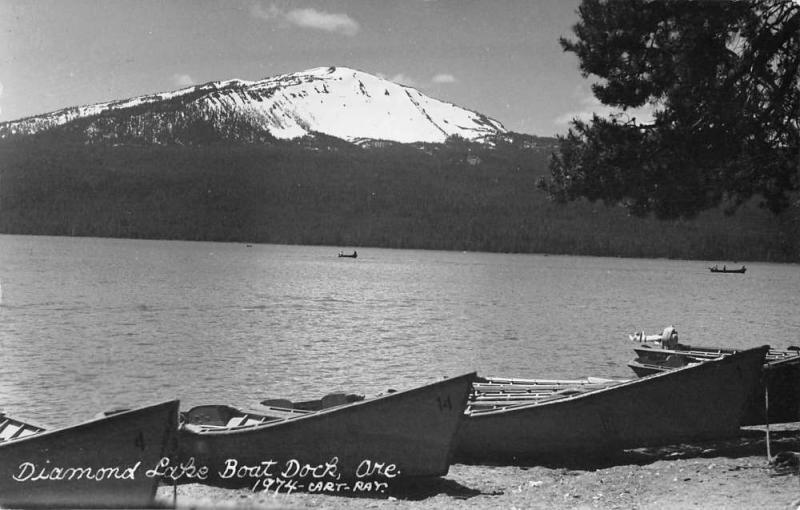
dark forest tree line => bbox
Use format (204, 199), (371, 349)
(0, 133), (796, 261)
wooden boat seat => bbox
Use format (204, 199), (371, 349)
(226, 415), (266, 428)
(0, 418), (44, 443)
(183, 423), (232, 432)
(0, 420), (22, 442)
(184, 414), (275, 432)
(251, 404), (314, 420)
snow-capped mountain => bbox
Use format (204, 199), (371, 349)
(0, 66), (507, 145)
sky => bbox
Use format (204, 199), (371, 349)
(0, 0), (642, 137)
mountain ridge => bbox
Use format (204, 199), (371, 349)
(0, 66), (508, 145)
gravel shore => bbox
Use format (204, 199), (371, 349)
(156, 424), (800, 509)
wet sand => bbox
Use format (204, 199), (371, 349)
(156, 424), (800, 509)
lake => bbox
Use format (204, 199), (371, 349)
(1, 234), (798, 427)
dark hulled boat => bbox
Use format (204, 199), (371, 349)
(629, 342), (800, 425)
(179, 373), (474, 487)
(455, 347), (768, 463)
(0, 400), (179, 508)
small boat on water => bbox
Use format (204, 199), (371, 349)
(0, 400), (179, 508)
(454, 346), (768, 463)
(338, 250), (358, 258)
(628, 328), (800, 425)
(708, 265), (746, 273)
(179, 373), (474, 487)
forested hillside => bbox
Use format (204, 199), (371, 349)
(0, 134), (796, 262)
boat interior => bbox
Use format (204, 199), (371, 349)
(468, 376), (629, 414)
(0, 413), (46, 444)
(182, 392), (367, 432)
(261, 392), (365, 411)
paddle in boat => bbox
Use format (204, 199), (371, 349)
(0, 400), (179, 508)
(454, 346), (768, 463)
(178, 373), (475, 488)
(628, 327), (800, 425)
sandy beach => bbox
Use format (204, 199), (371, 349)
(156, 424), (800, 509)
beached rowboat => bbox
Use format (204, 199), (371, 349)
(628, 344), (798, 377)
(0, 400), (179, 508)
(454, 346), (768, 463)
(179, 373), (475, 487)
(629, 343), (800, 425)
(627, 326), (800, 424)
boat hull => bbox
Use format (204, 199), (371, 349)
(629, 346), (800, 425)
(179, 373), (474, 487)
(456, 347), (767, 463)
(0, 400), (179, 508)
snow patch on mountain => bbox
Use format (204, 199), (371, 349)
(0, 67), (507, 144)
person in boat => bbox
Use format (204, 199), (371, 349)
(353, 250), (357, 258)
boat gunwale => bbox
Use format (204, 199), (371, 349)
(631, 345), (799, 367)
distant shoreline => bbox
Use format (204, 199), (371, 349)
(2, 232), (798, 266)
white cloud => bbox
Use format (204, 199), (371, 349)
(378, 73), (417, 87)
(378, 72), (460, 89)
(287, 8), (359, 35)
(432, 73), (456, 84)
(251, 3), (281, 20)
(172, 74), (195, 88)
(252, 4), (359, 36)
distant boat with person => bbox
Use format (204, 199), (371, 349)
(709, 264), (746, 274)
(338, 250), (357, 258)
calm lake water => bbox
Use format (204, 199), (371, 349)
(1, 234), (798, 427)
